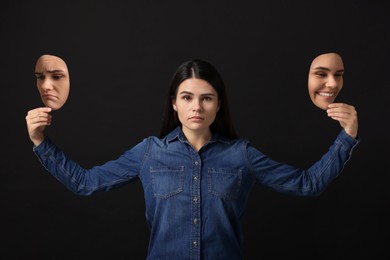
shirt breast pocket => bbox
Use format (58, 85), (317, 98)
(207, 168), (242, 200)
(150, 166), (184, 199)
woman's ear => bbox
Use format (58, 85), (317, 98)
(172, 100), (177, 111)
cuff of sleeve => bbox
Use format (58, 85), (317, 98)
(338, 129), (360, 149)
(32, 137), (53, 170)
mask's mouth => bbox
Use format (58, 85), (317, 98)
(317, 91), (336, 98)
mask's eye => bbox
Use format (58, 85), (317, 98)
(52, 74), (64, 80)
(315, 71), (328, 78)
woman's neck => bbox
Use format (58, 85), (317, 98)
(182, 128), (212, 152)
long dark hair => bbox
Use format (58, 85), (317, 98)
(159, 59), (238, 139)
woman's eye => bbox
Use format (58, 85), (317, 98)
(202, 96), (212, 101)
(35, 74), (45, 80)
(52, 74), (63, 80)
(315, 73), (326, 78)
(183, 95), (191, 101)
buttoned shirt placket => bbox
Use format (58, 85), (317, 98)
(189, 146), (202, 260)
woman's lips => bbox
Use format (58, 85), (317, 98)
(317, 91), (336, 99)
(189, 116), (204, 122)
(42, 94), (58, 100)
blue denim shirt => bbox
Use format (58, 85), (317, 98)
(33, 127), (359, 260)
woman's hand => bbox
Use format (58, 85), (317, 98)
(327, 103), (358, 139)
(25, 107), (52, 146)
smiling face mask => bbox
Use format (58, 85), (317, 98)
(308, 53), (344, 110)
(35, 54), (70, 110)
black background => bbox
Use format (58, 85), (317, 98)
(1, 0), (389, 259)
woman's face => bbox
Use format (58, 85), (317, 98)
(308, 53), (344, 110)
(172, 78), (219, 136)
(35, 55), (70, 110)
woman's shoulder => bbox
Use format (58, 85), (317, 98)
(215, 134), (249, 147)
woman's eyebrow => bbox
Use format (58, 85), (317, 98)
(35, 69), (65, 75)
(200, 93), (216, 97)
(313, 66), (331, 71)
(178, 91), (194, 95)
(178, 91), (216, 96)
(313, 67), (344, 73)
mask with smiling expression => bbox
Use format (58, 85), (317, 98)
(308, 53), (344, 110)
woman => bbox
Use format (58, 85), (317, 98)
(26, 59), (359, 260)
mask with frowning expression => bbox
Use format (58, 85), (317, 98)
(35, 54), (70, 110)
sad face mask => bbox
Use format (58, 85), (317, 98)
(35, 54), (70, 110)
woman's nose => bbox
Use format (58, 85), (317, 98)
(192, 99), (202, 112)
(42, 79), (53, 91)
(325, 76), (338, 88)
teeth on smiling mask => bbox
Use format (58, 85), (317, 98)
(319, 92), (334, 97)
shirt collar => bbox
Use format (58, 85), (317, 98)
(166, 126), (231, 144)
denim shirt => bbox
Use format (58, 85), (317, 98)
(33, 127), (359, 260)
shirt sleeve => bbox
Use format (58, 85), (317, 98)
(33, 137), (150, 195)
(246, 130), (360, 196)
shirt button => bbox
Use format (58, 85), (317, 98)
(193, 218), (198, 224)
(194, 161), (199, 166)
(193, 176), (198, 181)
(193, 197), (198, 203)
(193, 241), (198, 247)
